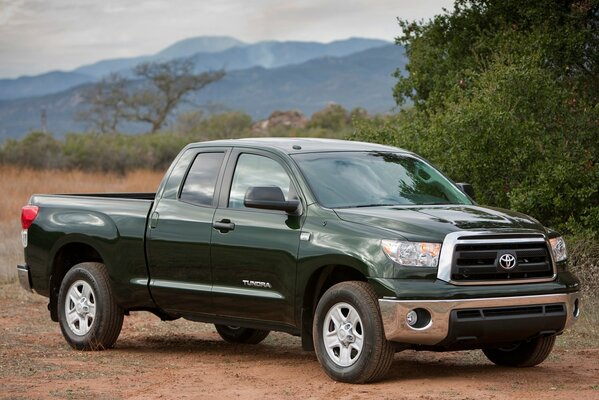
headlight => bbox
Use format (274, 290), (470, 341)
(381, 240), (441, 267)
(549, 236), (567, 262)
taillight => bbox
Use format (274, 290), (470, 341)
(21, 205), (38, 248)
(21, 205), (39, 230)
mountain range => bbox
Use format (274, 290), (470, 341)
(0, 36), (405, 141)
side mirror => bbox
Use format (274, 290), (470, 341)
(244, 186), (301, 214)
(456, 183), (475, 200)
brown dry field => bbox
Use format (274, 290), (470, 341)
(1, 166), (598, 399)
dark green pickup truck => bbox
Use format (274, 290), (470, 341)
(18, 138), (580, 383)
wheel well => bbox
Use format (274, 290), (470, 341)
(48, 243), (104, 321)
(300, 265), (367, 351)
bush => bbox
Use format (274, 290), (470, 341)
(307, 104), (350, 131)
(0, 132), (65, 169)
(567, 235), (599, 298)
(352, 56), (599, 237)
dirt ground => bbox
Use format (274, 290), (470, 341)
(1, 283), (598, 400)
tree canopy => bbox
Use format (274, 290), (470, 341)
(353, 0), (599, 236)
(78, 59), (224, 133)
(394, 0), (599, 110)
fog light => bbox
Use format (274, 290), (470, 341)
(406, 310), (418, 326)
(405, 308), (432, 330)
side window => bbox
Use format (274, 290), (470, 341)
(229, 154), (294, 209)
(179, 152), (225, 206)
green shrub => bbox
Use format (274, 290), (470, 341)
(0, 132), (65, 169)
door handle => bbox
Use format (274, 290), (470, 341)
(213, 219), (235, 233)
(150, 212), (159, 229)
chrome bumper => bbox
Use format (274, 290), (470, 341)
(379, 292), (580, 345)
(17, 264), (33, 292)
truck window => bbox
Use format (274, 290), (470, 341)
(292, 151), (472, 208)
(228, 154), (293, 209)
(179, 152), (225, 206)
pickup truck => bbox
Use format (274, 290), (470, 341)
(18, 138), (580, 383)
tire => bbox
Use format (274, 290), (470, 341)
(57, 262), (124, 350)
(313, 281), (394, 383)
(214, 325), (270, 344)
(482, 335), (556, 367)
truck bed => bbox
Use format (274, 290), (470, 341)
(25, 193), (156, 310)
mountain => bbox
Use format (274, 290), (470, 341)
(74, 35), (245, 78)
(0, 44), (406, 141)
(0, 71), (94, 101)
(187, 38), (390, 71)
(156, 36), (245, 59)
(0, 37), (390, 101)
(190, 44), (405, 117)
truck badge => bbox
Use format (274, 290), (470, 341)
(498, 253), (517, 270)
(242, 280), (272, 289)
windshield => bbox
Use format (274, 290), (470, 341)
(292, 151), (472, 208)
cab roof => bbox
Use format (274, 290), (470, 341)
(189, 137), (409, 155)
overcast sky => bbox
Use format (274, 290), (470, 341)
(0, 0), (453, 79)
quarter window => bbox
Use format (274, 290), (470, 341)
(180, 152), (225, 206)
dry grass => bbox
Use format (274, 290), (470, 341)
(0, 166), (163, 282)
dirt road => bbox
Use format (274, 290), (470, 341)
(1, 283), (598, 400)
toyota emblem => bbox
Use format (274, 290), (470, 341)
(498, 253), (517, 270)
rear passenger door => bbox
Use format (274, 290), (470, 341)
(146, 147), (229, 315)
(210, 149), (304, 326)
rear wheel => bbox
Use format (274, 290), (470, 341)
(57, 262), (124, 350)
(313, 281), (394, 383)
(214, 325), (270, 344)
(483, 335), (556, 367)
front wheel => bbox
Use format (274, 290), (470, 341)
(483, 335), (556, 367)
(313, 281), (394, 383)
(57, 262), (124, 350)
(214, 325), (270, 344)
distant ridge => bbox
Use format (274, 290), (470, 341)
(0, 71), (94, 101)
(0, 43), (406, 141)
(74, 35), (245, 78)
(0, 36), (390, 101)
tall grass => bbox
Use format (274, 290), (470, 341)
(0, 166), (163, 282)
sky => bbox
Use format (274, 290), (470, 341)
(0, 0), (453, 79)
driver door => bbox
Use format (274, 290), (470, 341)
(210, 150), (303, 325)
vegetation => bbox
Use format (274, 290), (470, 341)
(352, 0), (599, 238)
(0, 105), (357, 173)
(77, 59), (225, 133)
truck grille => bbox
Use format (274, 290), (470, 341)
(451, 237), (554, 282)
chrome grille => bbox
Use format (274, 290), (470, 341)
(452, 241), (552, 281)
(437, 231), (557, 285)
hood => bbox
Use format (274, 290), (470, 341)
(334, 205), (547, 242)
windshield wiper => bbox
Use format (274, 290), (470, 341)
(352, 203), (399, 208)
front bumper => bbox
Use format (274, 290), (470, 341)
(379, 292), (580, 346)
(17, 264), (33, 292)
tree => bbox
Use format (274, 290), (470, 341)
(129, 59), (224, 133)
(79, 59), (224, 133)
(393, 0), (599, 110)
(352, 0), (599, 235)
(76, 73), (128, 133)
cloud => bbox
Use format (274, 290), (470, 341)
(0, 0), (24, 25)
(0, 0), (452, 78)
